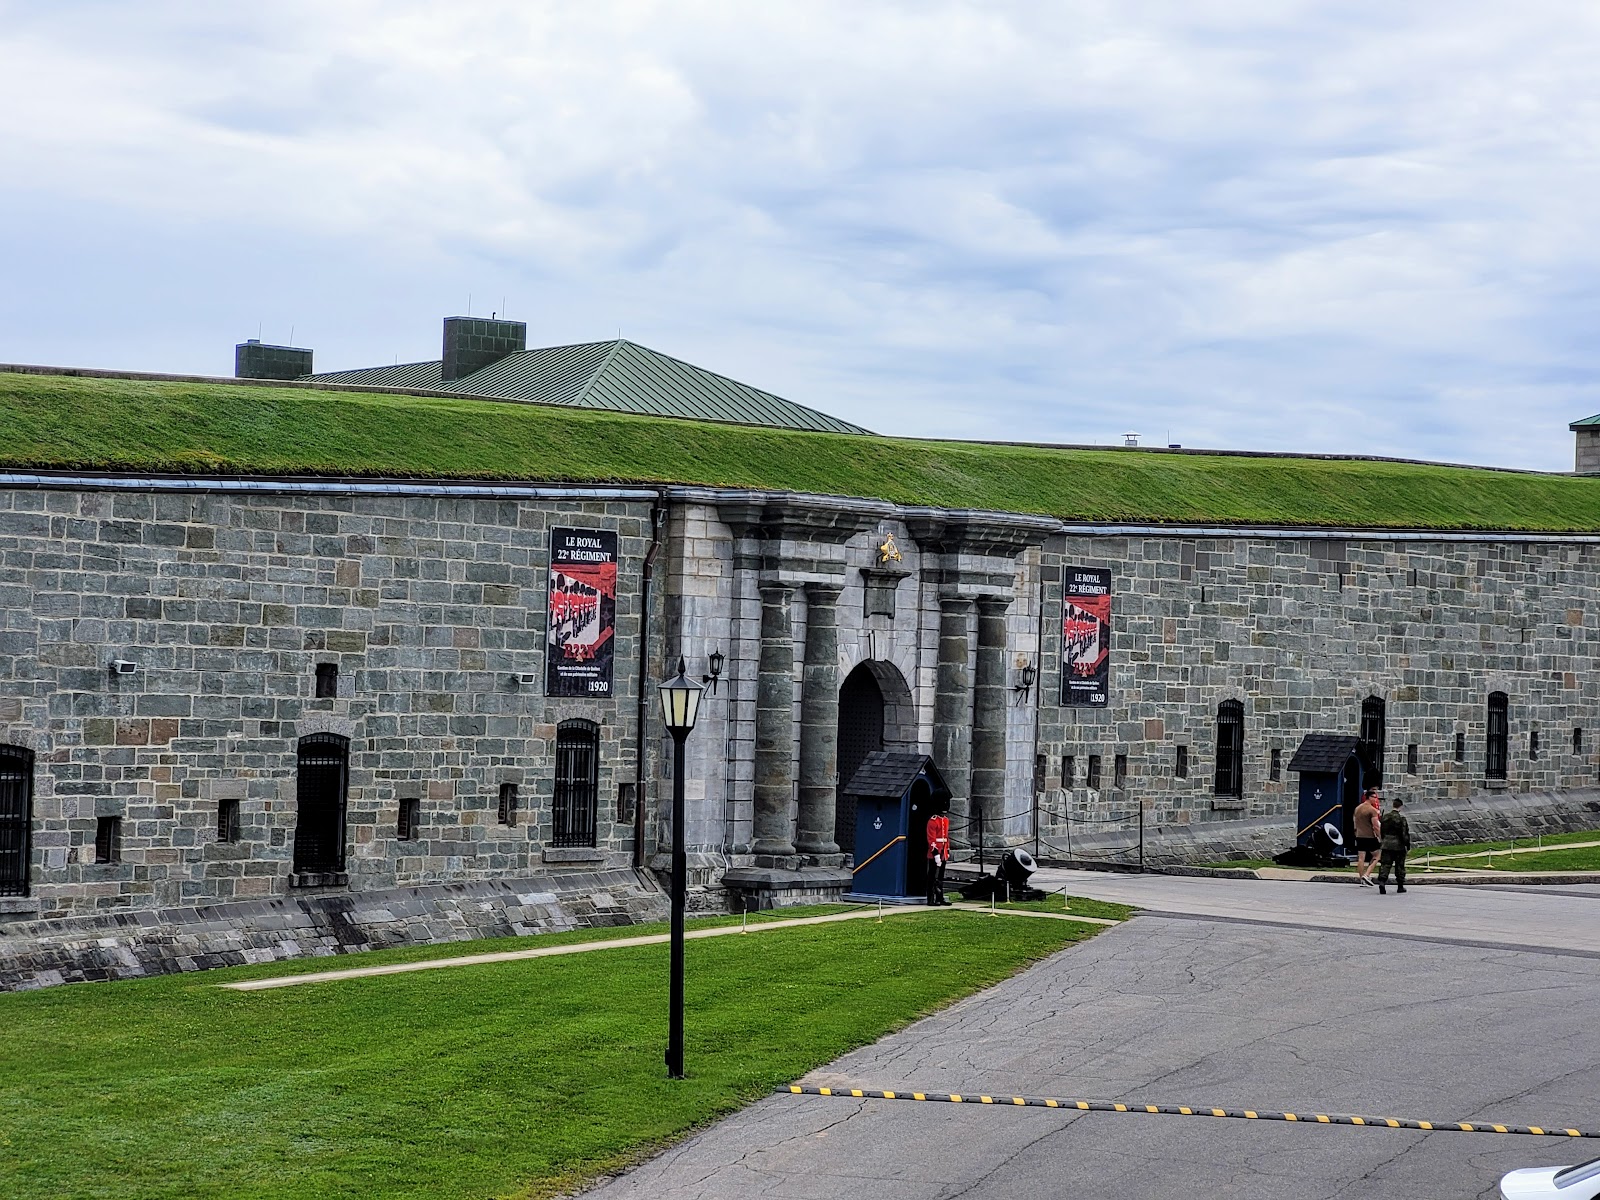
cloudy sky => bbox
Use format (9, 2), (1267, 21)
(2, 2), (1597, 469)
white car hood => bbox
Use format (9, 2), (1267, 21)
(1501, 1167), (1578, 1199)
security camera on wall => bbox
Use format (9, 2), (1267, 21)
(109, 659), (138, 675)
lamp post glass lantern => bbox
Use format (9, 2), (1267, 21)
(658, 656), (703, 1079)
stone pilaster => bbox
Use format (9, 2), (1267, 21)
(933, 597), (974, 848)
(795, 583), (844, 860)
(971, 596), (1011, 846)
(751, 582), (797, 857)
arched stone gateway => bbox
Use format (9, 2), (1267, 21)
(833, 660), (917, 856)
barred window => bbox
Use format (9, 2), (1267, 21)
(1486, 693), (1509, 780)
(0, 745), (34, 897)
(553, 720), (599, 848)
(1214, 700), (1244, 799)
(498, 783), (518, 827)
(1358, 696), (1386, 786)
(398, 797), (421, 841)
(1086, 754), (1102, 790)
(294, 733), (349, 874)
(1269, 748), (1282, 782)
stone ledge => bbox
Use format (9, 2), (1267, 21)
(541, 847), (607, 865)
(287, 871), (349, 889)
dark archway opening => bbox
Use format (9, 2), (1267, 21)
(834, 666), (885, 855)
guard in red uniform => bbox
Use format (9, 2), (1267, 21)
(926, 811), (951, 906)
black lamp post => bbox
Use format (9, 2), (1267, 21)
(658, 656), (704, 1079)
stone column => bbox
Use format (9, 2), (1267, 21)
(970, 596), (1012, 848)
(751, 582), (797, 858)
(795, 582), (844, 859)
(933, 597), (974, 848)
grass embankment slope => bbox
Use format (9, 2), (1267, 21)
(5, 372), (1600, 530)
(0, 908), (1101, 1200)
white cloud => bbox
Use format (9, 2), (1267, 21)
(1, 0), (1598, 468)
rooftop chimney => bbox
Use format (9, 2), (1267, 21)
(441, 316), (527, 382)
(235, 339), (313, 380)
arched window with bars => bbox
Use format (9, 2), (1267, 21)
(0, 745), (33, 897)
(1213, 700), (1244, 799)
(293, 733), (349, 877)
(1357, 696), (1386, 786)
(1486, 693), (1509, 780)
(553, 720), (599, 848)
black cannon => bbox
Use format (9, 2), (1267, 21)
(960, 848), (1049, 903)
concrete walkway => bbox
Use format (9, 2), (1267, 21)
(1032, 866), (1600, 955)
(221, 902), (1116, 992)
(580, 884), (1600, 1200)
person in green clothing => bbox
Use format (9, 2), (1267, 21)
(1377, 797), (1412, 894)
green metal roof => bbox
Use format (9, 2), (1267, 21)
(1572, 415), (1600, 429)
(309, 360), (444, 390)
(305, 339), (869, 435)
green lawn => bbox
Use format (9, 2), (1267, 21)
(5, 371), (1600, 529)
(0, 908), (1104, 1200)
(1200, 828), (1600, 873)
(946, 892), (1136, 920)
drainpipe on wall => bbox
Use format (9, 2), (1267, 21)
(633, 494), (668, 869)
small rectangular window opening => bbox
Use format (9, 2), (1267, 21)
(1575, 728), (1585, 756)
(314, 662), (338, 699)
(1113, 754), (1128, 790)
(1033, 754), (1047, 794)
(217, 798), (241, 843)
(1175, 745), (1189, 779)
(1086, 754), (1102, 790)
(1062, 755), (1076, 789)
(94, 815), (120, 864)
(1407, 744), (1419, 775)
(1454, 732), (1466, 763)
(498, 782), (518, 827)
(1530, 730), (1541, 761)
(617, 782), (637, 824)
(1269, 748), (1282, 782)
(398, 797), (421, 841)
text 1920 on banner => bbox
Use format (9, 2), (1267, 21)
(1061, 567), (1111, 708)
(546, 528), (618, 697)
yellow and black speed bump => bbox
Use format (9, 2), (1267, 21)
(784, 1085), (1598, 1139)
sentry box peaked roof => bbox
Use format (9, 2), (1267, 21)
(1287, 734), (1361, 774)
(308, 338), (870, 436)
(842, 751), (952, 804)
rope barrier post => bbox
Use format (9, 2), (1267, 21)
(1138, 797), (1145, 874)
(977, 805), (986, 875)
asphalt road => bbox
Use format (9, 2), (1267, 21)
(581, 876), (1600, 1199)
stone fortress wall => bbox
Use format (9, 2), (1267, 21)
(1034, 531), (1600, 855)
(0, 481), (655, 925)
(5, 472), (1600, 985)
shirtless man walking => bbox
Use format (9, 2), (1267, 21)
(1352, 786), (1382, 886)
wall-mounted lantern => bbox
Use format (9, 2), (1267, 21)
(1013, 661), (1037, 704)
(702, 648), (725, 695)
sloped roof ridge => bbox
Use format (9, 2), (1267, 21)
(572, 339), (629, 404)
